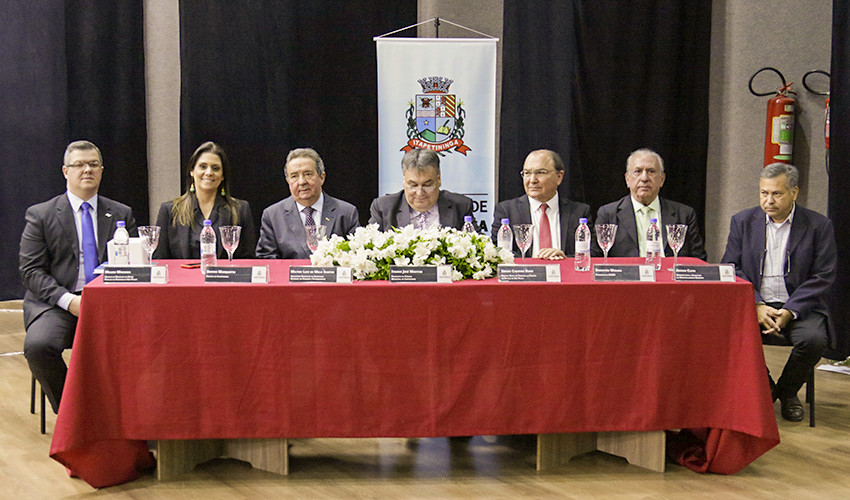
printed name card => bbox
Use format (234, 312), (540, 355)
(593, 264), (656, 282)
(389, 265), (452, 283)
(497, 264), (561, 282)
(102, 266), (168, 284)
(204, 266), (269, 283)
(289, 266), (352, 283)
(673, 264), (736, 282)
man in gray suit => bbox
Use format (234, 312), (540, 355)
(491, 149), (591, 259)
(592, 148), (707, 260)
(19, 140), (136, 413)
(369, 148), (474, 231)
(256, 148), (359, 259)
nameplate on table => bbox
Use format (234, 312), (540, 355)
(389, 265), (452, 283)
(289, 266), (352, 283)
(593, 264), (655, 282)
(204, 266), (269, 283)
(497, 264), (561, 282)
(102, 266), (168, 284)
(673, 264), (736, 282)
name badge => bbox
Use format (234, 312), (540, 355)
(593, 264), (655, 282)
(497, 264), (561, 282)
(204, 266), (269, 283)
(673, 264), (736, 282)
(289, 266), (352, 283)
(102, 266), (169, 284)
(389, 265), (453, 283)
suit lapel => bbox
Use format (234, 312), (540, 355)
(750, 210), (766, 290)
(437, 192), (455, 228)
(56, 195), (80, 261)
(95, 197), (116, 262)
(558, 198), (571, 250)
(397, 195), (412, 228)
(617, 196), (638, 251)
(320, 196), (336, 231)
(659, 198), (676, 254)
(283, 198), (311, 256)
(786, 207), (808, 257)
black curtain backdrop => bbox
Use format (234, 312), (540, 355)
(827, 0), (850, 359)
(178, 1), (416, 233)
(501, 1), (711, 241)
(0, 0), (147, 300)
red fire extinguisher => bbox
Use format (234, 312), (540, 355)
(803, 69), (831, 175)
(749, 67), (797, 166)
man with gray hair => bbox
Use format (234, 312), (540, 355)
(722, 163), (836, 422)
(368, 148), (474, 231)
(256, 147), (359, 259)
(20, 140), (136, 413)
(593, 148), (706, 259)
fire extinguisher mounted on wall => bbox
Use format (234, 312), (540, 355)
(749, 67), (797, 167)
(802, 69), (831, 175)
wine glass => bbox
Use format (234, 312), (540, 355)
(512, 224), (533, 259)
(666, 224), (687, 270)
(595, 224), (618, 263)
(137, 226), (160, 266)
(305, 224), (326, 253)
(219, 225), (242, 264)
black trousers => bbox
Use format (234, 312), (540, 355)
(23, 306), (77, 413)
(763, 302), (828, 399)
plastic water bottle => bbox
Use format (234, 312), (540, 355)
(462, 215), (476, 233)
(200, 219), (217, 274)
(646, 217), (662, 270)
(574, 217), (591, 271)
(497, 218), (513, 251)
(112, 221), (130, 266)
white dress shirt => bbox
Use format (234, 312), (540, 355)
(296, 192), (325, 226)
(58, 191), (99, 310)
(760, 204), (795, 306)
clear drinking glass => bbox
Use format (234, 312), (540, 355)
(137, 226), (160, 266)
(666, 224), (687, 270)
(305, 224), (326, 253)
(219, 225), (242, 264)
(595, 224), (618, 263)
(512, 224), (533, 259)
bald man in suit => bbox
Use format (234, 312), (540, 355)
(491, 149), (591, 259)
(19, 141), (136, 413)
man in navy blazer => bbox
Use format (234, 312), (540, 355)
(369, 148), (474, 231)
(491, 149), (591, 259)
(19, 141), (136, 413)
(256, 148), (359, 259)
(593, 148), (707, 260)
(722, 163), (836, 422)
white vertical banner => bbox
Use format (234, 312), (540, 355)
(375, 38), (497, 229)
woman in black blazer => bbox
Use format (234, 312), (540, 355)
(153, 142), (256, 260)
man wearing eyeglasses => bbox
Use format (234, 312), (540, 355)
(722, 163), (836, 422)
(491, 149), (591, 259)
(592, 148), (707, 260)
(369, 148), (474, 231)
(256, 147), (360, 259)
(19, 140), (136, 413)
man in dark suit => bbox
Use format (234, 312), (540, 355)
(19, 140), (136, 413)
(722, 163), (836, 422)
(593, 148), (707, 260)
(369, 148), (473, 231)
(491, 149), (591, 259)
(256, 148), (359, 259)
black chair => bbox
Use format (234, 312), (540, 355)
(30, 375), (46, 434)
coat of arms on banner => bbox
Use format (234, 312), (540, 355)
(403, 76), (471, 155)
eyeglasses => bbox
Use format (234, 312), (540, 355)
(66, 160), (102, 169)
(520, 169), (554, 178)
(404, 184), (438, 193)
(759, 248), (790, 278)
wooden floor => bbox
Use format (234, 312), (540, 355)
(2, 300), (849, 499)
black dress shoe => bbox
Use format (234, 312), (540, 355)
(780, 396), (804, 422)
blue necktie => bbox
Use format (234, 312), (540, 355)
(80, 201), (98, 283)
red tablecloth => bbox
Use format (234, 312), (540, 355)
(50, 257), (779, 487)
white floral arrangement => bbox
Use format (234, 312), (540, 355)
(310, 223), (514, 281)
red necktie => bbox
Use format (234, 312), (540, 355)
(539, 203), (552, 249)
